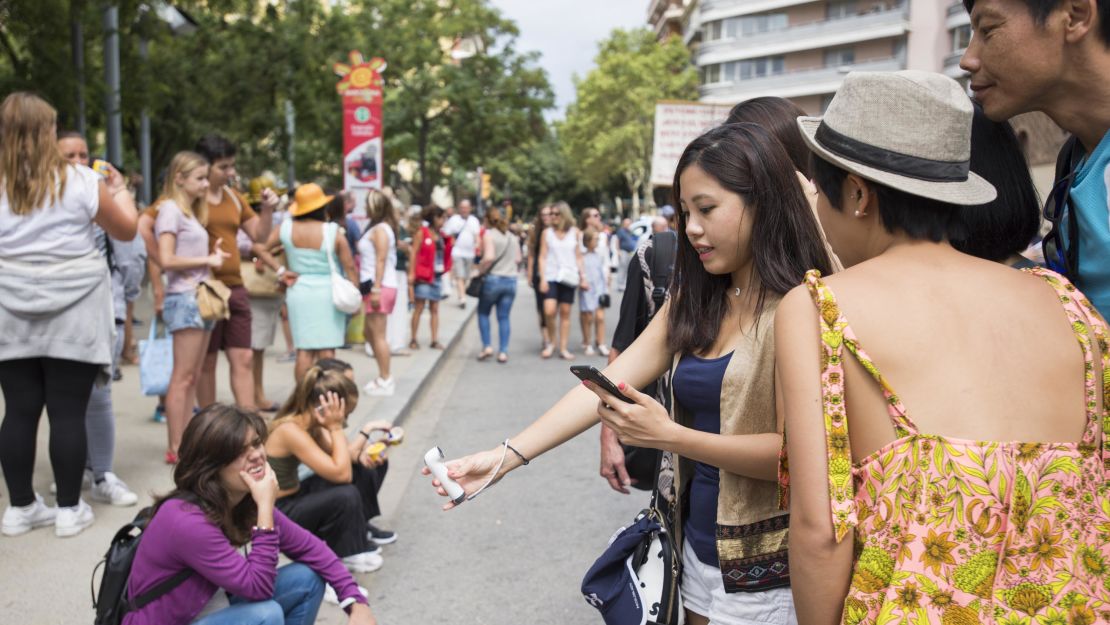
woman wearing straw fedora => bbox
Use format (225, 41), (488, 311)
(778, 71), (1110, 624)
(259, 184), (358, 382)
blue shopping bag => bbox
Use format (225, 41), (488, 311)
(138, 317), (173, 396)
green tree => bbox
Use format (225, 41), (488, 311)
(0, 0), (554, 203)
(561, 28), (697, 215)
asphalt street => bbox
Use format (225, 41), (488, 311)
(365, 282), (644, 625)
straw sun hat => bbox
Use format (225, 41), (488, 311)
(797, 70), (996, 206)
(289, 183), (333, 217)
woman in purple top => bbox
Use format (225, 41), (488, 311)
(124, 404), (376, 625)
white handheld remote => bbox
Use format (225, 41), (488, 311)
(424, 446), (467, 505)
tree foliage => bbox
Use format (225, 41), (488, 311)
(0, 0), (554, 204)
(560, 29), (697, 213)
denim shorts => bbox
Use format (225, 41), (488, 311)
(163, 291), (214, 333)
(413, 276), (445, 302)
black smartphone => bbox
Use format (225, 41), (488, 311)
(570, 365), (634, 403)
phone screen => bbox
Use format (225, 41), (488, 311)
(570, 365), (634, 403)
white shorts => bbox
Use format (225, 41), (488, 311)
(249, 296), (284, 351)
(681, 539), (798, 625)
(451, 256), (474, 280)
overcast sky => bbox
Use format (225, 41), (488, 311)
(489, 0), (649, 118)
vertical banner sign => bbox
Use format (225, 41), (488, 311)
(334, 51), (387, 195)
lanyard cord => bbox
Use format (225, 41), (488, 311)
(466, 439), (510, 501)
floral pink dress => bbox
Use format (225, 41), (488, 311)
(781, 268), (1110, 625)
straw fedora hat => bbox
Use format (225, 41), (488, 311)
(797, 70), (996, 206)
(289, 183), (333, 217)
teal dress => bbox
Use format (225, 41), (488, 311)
(281, 219), (347, 349)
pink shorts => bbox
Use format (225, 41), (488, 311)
(363, 286), (397, 315)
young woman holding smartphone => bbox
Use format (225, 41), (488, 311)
(428, 123), (832, 624)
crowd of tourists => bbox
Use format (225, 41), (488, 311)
(5, 1), (1110, 624)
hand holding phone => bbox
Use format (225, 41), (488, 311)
(570, 365), (634, 404)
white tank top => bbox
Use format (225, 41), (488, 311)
(357, 222), (398, 288)
(543, 227), (578, 282)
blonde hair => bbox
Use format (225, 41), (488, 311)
(0, 93), (69, 216)
(161, 151), (209, 225)
(365, 189), (398, 234)
(272, 367), (359, 450)
(551, 201), (574, 232)
(485, 206), (508, 233)
(583, 227), (599, 251)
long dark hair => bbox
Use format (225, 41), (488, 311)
(725, 97), (812, 178)
(668, 123), (833, 354)
(153, 404), (268, 546)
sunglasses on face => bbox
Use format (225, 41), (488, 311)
(1042, 172), (1077, 278)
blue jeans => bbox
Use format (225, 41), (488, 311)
(191, 563), (325, 625)
(477, 275), (516, 352)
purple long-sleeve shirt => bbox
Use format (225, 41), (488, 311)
(123, 498), (367, 625)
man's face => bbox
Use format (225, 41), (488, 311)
(58, 137), (89, 167)
(208, 157), (236, 187)
(458, 200), (473, 217)
(960, 0), (1069, 121)
(343, 193), (355, 214)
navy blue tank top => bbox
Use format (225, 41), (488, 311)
(671, 351), (732, 567)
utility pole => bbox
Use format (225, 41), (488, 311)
(285, 100), (296, 189)
(71, 1), (86, 137)
(139, 36), (151, 204)
(102, 5), (122, 165)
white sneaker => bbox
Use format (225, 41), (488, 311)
(363, 377), (395, 397)
(323, 583), (369, 605)
(342, 550), (384, 573)
(90, 472), (139, 507)
(2, 494), (56, 536)
(598, 344), (611, 357)
(54, 499), (95, 538)
(584, 345), (596, 356)
(49, 469), (93, 495)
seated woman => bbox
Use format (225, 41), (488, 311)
(778, 71), (1110, 624)
(265, 367), (394, 574)
(124, 404), (375, 625)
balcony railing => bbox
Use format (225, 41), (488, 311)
(947, 1), (966, 17)
(699, 56), (906, 101)
(697, 5), (908, 61)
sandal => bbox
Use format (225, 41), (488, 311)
(478, 348), (494, 361)
(430, 341), (446, 350)
(259, 401), (281, 413)
(409, 340), (420, 350)
(540, 345), (554, 359)
(165, 450), (179, 465)
(497, 353), (508, 364)
(559, 350), (575, 361)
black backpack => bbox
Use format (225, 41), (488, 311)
(92, 506), (191, 625)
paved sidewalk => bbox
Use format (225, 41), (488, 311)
(0, 292), (477, 624)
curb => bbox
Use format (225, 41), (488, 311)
(391, 302), (477, 428)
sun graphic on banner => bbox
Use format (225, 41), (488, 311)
(334, 51), (387, 95)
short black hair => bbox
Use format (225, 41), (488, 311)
(316, 358), (353, 373)
(194, 134), (236, 163)
(951, 105), (1041, 261)
(963, 0), (1110, 46)
(811, 156), (969, 243)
